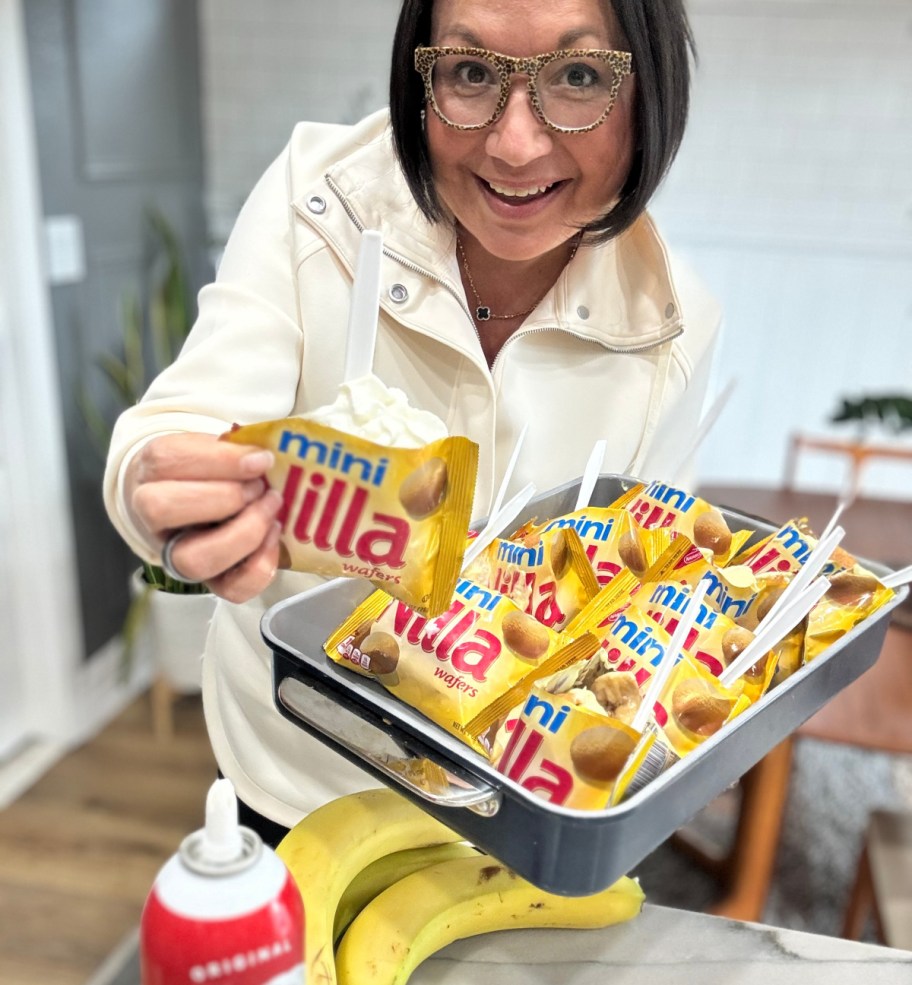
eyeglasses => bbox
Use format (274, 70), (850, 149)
(414, 46), (633, 134)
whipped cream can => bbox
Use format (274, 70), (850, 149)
(140, 779), (304, 985)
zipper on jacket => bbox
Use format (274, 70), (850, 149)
(324, 175), (477, 329)
(323, 174), (686, 368)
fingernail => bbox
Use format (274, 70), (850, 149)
(241, 450), (274, 474)
(264, 489), (284, 512)
(266, 519), (282, 546)
(243, 479), (266, 502)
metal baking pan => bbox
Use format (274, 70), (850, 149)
(262, 474), (908, 896)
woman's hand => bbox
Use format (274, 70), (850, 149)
(125, 433), (283, 603)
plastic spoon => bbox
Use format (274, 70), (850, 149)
(759, 524), (845, 630)
(666, 377), (737, 481)
(719, 576), (831, 687)
(631, 580), (710, 734)
(819, 490), (854, 542)
(343, 229), (384, 381)
(490, 424), (529, 520)
(883, 563), (912, 590)
(462, 482), (537, 572)
(574, 439), (607, 512)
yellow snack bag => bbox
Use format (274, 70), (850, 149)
(494, 685), (648, 810)
(732, 518), (894, 668)
(515, 507), (672, 589)
(654, 651), (751, 758)
(631, 579), (774, 701)
(223, 417), (477, 616)
(464, 525), (599, 631)
(804, 563), (894, 662)
(624, 480), (752, 564)
(325, 578), (599, 756)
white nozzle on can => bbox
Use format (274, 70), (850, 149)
(201, 779), (245, 864)
(177, 778), (260, 874)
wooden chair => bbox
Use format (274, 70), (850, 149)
(675, 623), (912, 924)
(842, 810), (912, 949)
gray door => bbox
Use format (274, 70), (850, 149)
(23, 0), (209, 658)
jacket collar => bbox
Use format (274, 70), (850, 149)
(292, 110), (683, 351)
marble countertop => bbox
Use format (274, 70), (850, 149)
(411, 904), (912, 984)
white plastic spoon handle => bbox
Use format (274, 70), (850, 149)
(574, 439), (607, 512)
(667, 377), (737, 481)
(462, 482), (537, 572)
(820, 494), (852, 543)
(719, 576), (831, 687)
(632, 580), (710, 734)
(882, 563), (912, 590)
(760, 525), (844, 629)
(343, 230), (384, 382)
(491, 424), (529, 520)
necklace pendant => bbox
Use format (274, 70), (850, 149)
(476, 306), (491, 321)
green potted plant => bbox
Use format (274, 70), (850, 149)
(830, 394), (912, 436)
(82, 209), (215, 722)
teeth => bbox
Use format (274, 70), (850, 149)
(487, 181), (554, 198)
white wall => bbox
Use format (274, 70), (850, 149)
(197, 0), (912, 499)
(198, 0), (400, 244)
(651, 0), (912, 498)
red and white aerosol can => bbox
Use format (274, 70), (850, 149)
(140, 779), (304, 985)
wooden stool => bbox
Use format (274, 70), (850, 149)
(150, 674), (179, 741)
(673, 738), (795, 922)
(842, 809), (912, 949)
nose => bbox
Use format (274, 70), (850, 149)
(484, 84), (553, 167)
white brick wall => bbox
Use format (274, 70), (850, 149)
(198, 0), (912, 501)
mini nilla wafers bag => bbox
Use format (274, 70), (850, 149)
(223, 417), (477, 616)
(463, 525), (599, 631)
(493, 685), (655, 810)
(325, 577), (600, 756)
(623, 480), (752, 565)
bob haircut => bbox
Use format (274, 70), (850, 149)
(389, 0), (695, 243)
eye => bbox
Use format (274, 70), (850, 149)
(454, 58), (497, 87)
(563, 62), (600, 89)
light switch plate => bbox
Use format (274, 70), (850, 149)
(43, 214), (86, 286)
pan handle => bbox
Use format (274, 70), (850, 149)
(276, 677), (502, 817)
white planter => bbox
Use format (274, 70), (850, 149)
(130, 569), (216, 693)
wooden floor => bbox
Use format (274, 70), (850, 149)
(0, 694), (215, 985)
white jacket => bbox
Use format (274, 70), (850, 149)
(105, 109), (721, 825)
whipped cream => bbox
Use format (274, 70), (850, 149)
(303, 373), (448, 448)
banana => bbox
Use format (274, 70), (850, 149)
(335, 855), (645, 985)
(275, 788), (464, 985)
(333, 842), (481, 944)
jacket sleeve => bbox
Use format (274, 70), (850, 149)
(103, 142), (305, 560)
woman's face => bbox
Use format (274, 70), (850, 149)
(426, 0), (636, 262)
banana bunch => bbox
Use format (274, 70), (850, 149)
(277, 788), (645, 985)
(336, 855), (645, 985)
(276, 787), (464, 984)
(333, 841), (481, 944)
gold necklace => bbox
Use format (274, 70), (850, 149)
(457, 235), (580, 322)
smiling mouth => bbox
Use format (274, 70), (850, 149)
(482, 178), (565, 203)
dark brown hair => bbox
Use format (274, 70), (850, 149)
(389, 0), (695, 242)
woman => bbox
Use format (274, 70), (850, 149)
(105, 0), (720, 844)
